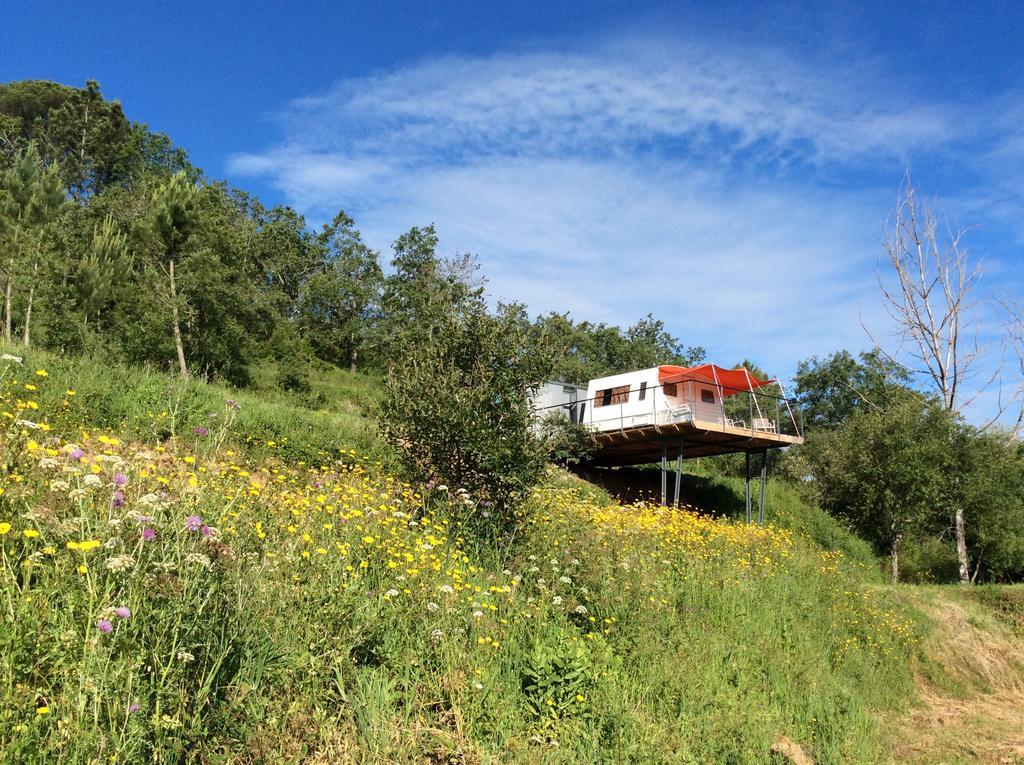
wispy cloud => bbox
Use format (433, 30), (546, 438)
(227, 34), (1017, 391)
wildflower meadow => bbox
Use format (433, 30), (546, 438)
(0, 359), (919, 764)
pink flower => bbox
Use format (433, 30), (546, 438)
(97, 619), (113, 634)
(141, 527), (157, 542)
(114, 606), (131, 619)
(113, 472), (128, 486)
(185, 515), (203, 532)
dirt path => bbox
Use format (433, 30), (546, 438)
(890, 587), (1024, 765)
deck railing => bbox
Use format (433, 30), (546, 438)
(534, 379), (803, 440)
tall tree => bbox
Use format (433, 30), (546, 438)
(298, 211), (382, 371)
(144, 172), (198, 378)
(871, 176), (1006, 583)
(0, 142), (65, 345)
(808, 393), (955, 582)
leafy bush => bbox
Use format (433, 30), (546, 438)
(378, 302), (548, 534)
(537, 412), (597, 467)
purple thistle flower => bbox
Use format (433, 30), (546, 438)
(70, 448), (85, 460)
(128, 702), (140, 714)
(185, 515), (203, 532)
(97, 619), (113, 634)
(113, 472), (128, 487)
(114, 606), (131, 619)
(193, 426), (209, 437)
(200, 525), (213, 537)
(141, 527), (157, 542)
(111, 490), (125, 509)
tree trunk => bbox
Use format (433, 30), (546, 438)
(349, 341), (358, 374)
(21, 261), (37, 347)
(3, 274), (11, 343)
(890, 535), (901, 584)
(168, 259), (190, 379)
(21, 286), (33, 347)
(955, 506), (970, 584)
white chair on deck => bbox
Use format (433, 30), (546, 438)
(663, 402), (692, 423)
(753, 417), (777, 433)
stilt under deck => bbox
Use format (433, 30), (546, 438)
(585, 419), (801, 523)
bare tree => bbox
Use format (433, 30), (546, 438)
(869, 175), (1004, 584)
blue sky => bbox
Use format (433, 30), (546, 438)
(4, 1), (1024, 416)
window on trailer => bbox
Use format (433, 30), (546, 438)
(700, 388), (716, 404)
(595, 385), (630, 407)
(639, 381), (648, 400)
(663, 381), (678, 397)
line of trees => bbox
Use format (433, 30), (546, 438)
(0, 80), (700, 392)
(787, 178), (1024, 584)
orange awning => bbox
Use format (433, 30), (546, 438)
(658, 364), (775, 397)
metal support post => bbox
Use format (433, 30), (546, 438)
(758, 449), (768, 524)
(744, 451), (752, 524)
(673, 437), (684, 508)
(660, 441), (668, 507)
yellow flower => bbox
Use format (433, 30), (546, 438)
(67, 540), (101, 552)
(77, 564), (88, 574)
(35, 706), (49, 715)
(23, 529), (39, 538)
(362, 535), (375, 544)
(34, 369), (48, 377)
(66, 389), (76, 396)
(0, 522), (11, 536)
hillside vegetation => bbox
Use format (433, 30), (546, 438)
(0, 353), (931, 764)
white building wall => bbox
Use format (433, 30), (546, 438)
(582, 368), (727, 432)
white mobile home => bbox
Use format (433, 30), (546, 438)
(580, 364), (789, 434)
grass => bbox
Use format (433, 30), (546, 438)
(0, 343), (393, 467)
(887, 585), (1024, 764)
(0, 352), (930, 764)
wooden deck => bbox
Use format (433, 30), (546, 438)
(587, 419), (803, 466)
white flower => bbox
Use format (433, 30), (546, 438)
(185, 553), (212, 570)
(559, 576), (572, 585)
(473, 681), (483, 690)
(176, 651), (195, 664)
(105, 555), (135, 573)
(384, 588), (399, 598)
(426, 602), (440, 613)
(138, 493), (165, 508)
(37, 458), (59, 469)
(83, 474), (102, 488)
(439, 584), (454, 594)
(1, 353), (23, 363)
(16, 419), (39, 429)
(472, 610), (484, 618)
(49, 479), (69, 492)
(552, 596), (563, 606)
(430, 628), (444, 643)
(574, 605), (588, 615)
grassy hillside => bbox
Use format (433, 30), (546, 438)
(0, 344), (392, 467)
(0, 352), (931, 764)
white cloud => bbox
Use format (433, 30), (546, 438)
(226, 34), (1021, 401)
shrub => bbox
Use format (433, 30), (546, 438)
(378, 302), (548, 535)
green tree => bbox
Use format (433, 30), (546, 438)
(807, 394), (956, 582)
(379, 298), (549, 535)
(74, 213), (131, 330)
(0, 142), (65, 345)
(794, 349), (909, 431)
(143, 171), (198, 378)
(298, 211), (382, 371)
